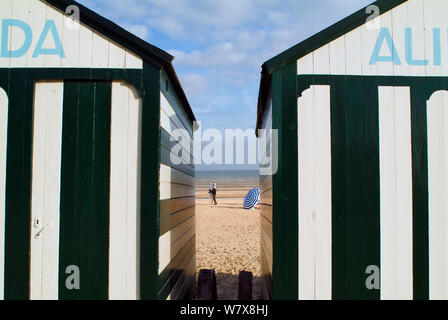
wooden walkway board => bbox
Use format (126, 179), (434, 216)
(197, 269), (217, 301)
(238, 271), (253, 301)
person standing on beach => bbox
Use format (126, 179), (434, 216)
(211, 182), (218, 205)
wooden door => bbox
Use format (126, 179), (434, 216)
(30, 81), (111, 300)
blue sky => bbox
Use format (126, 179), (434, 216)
(77, 0), (372, 170)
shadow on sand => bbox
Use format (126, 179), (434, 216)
(188, 273), (266, 301)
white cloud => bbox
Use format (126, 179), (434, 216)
(179, 73), (209, 96)
(170, 42), (248, 68)
(77, 0), (373, 132)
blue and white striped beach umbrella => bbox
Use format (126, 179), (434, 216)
(243, 188), (260, 210)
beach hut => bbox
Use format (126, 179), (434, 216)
(0, 0), (196, 300)
(256, 0), (448, 300)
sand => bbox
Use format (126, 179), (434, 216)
(195, 199), (261, 300)
(195, 178), (259, 200)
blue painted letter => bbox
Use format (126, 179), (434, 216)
(405, 28), (429, 66)
(370, 27), (401, 65)
(1, 19), (32, 58)
(433, 28), (441, 66)
(32, 20), (65, 58)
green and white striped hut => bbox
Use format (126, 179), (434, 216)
(0, 0), (196, 300)
(257, 0), (448, 300)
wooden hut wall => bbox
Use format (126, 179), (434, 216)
(158, 71), (196, 300)
(257, 0), (448, 300)
(0, 0), (163, 300)
(294, 0), (448, 300)
(259, 89), (273, 300)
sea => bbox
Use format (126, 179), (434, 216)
(195, 170), (259, 184)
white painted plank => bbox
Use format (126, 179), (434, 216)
(377, 11), (393, 76)
(344, 27), (362, 75)
(313, 45), (329, 75)
(159, 231), (171, 273)
(161, 93), (193, 138)
(9, 0), (31, 68)
(379, 86), (396, 299)
(159, 224), (195, 274)
(160, 92), (194, 163)
(26, 0), (47, 68)
(329, 37), (345, 75)
(427, 90), (448, 300)
(392, 1), (410, 76)
(161, 111), (193, 159)
(161, 110), (193, 147)
(423, 0), (442, 77)
(0, 0), (12, 68)
(30, 82), (64, 300)
(259, 93), (273, 174)
(109, 82), (128, 299)
(43, 3), (64, 68)
(61, 8), (81, 68)
(297, 52), (313, 75)
(160, 183), (195, 201)
(295, 0), (448, 77)
(91, 32), (110, 69)
(160, 164), (195, 186)
(109, 42), (126, 69)
(109, 82), (142, 300)
(392, 87), (414, 300)
(406, 0), (426, 77)
(78, 25), (93, 68)
(298, 86), (315, 300)
(0, 88), (8, 300)
(440, 0), (448, 76)
(126, 50), (143, 69)
(361, 18), (378, 76)
(298, 85), (332, 300)
(125, 83), (142, 300)
(313, 85), (332, 300)
(0, 1), (13, 19)
(0, 0), (142, 69)
(379, 86), (413, 300)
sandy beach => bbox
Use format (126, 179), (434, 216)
(195, 198), (261, 300)
(195, 180), (259, 200)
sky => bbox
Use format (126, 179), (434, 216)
(77, 0), (373, 171)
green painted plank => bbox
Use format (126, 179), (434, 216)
(160, 71), (194, 136)
(160, 206), (195, 237)
(158, 236), (195, 300)
(296, 74), (448, 300)
(4, 69), (33, 300)
(271, 63), (298, 300)
(160, 197), (195, 219)
(161, 146), (195, 177)
(160, 128), (194, 165)
(361, 77), (381, 300)
(330, 77), (380, 300)
(171, 272), (195, 301)
(260, 248), (273, 300)
(260, 204), (273, 223)
(140, 64), (161, 300)
(410, 78), (430, 300)
(2, 69), (143, 87)
(168, 253), (196, 300)
(0, 67), (156, 300)
(58, 81), (111, 300)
